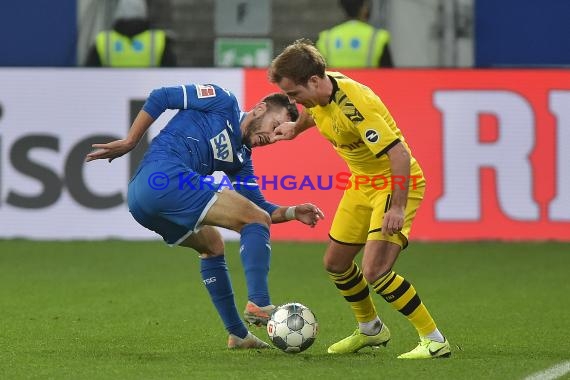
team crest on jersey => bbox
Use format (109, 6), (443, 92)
(197, 84), (216, 98)
(365, 129), (380, 143)
(210, 130), (234, 162)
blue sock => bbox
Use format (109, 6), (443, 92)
(200, 255), (248, 338)
(240, 223), (271, 307)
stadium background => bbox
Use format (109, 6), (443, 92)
(1, 0), (569, 242)
(0, 1), (569, 379)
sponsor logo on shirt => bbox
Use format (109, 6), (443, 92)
(210, 129), (234, 162)
(327, 138), (366, 151)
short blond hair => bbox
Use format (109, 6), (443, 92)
(269, 39), (327, 86)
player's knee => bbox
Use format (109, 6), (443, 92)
(362, 266), (380, 283)
(258, 209), (272, 227)
(241, 208), (271, 229)
(192, 240), (225, 257)
(206, 238), (225, 256)
(183, 227), (225, 256)
(323, 255), (347, 274)
(363, 264), (392, 283)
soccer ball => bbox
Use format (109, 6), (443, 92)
(266, 302), (318, 353)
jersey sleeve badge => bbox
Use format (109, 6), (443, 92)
(365, 129), (380, 143)
(196, 84), (217, 98)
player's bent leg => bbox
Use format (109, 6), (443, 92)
(180, 227), (248, 343)
(201, 190), (275, 325)
(365, 240), (449, 358)
(201, 189), (271, 232)
(360, 240), (400, 283)
(239, 222), (275, 322)
(324, 240), (390, 354)
(180, 227), (271, 349)
(199, 253), (271, 349)
(324, 241), (371, 323)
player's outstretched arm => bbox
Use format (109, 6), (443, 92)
(271, 203), (325, 227)
(85, 110), (155, 162)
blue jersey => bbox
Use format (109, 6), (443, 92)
(139, 83), (278, 215)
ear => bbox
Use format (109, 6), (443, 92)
(308, 75), (320, 87)
(252, 102), (267, 117)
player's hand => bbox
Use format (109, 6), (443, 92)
(273, 122), (297, 142)
(293, 203), (325, 228)
(85, 139), (135, 163)
(382, 206), (405, 236)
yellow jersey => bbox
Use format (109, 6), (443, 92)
(307, 71), (423, 181)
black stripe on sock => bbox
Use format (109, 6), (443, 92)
(337, 264), (357, 282)
(399, 294), (421, 316)
(345, 286), (370, 302)
(382, 280), (411, 302)
(375, 272), (396, 294)
(335, 271), (363, 291)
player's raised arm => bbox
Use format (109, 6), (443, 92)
(85, 110), (154, 162)
(273, 109), (315, 141)
(85, 84), (181, 163)
(144, 84), (231, 116)
(86, 84), (234, 163)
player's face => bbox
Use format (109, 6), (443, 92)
(247, 107), (291, 148)
(276, 76), (320, 108)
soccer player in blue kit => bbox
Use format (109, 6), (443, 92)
(86, 83), (325, 349)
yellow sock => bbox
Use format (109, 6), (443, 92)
(328, 261), (377, 323)
(372, 271), (437, 336)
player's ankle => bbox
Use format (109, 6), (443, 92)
(359, 317), (382, 336)
(422, 328), (445, 343)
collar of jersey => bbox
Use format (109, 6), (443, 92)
(328, 75), (339, 104)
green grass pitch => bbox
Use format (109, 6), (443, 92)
(0, 240), (569, 379)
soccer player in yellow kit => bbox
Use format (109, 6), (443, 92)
(269, 39), (451, 359)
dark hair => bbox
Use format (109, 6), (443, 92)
(340, 0), (368, 18)
(269, 39), (326, 86)
(262, 93), (299, 122)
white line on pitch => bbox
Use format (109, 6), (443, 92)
(523, 360), (570, 380)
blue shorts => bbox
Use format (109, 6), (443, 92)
(127, 160), (218, 245)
